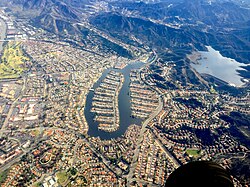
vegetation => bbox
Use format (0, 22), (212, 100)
(0, 41), (29, 79)
(175, 98), (204, 109)
(32, 181), (42, 187)
(30, 129), (41, 137)
(56, 171), (69, 185)
(0, 169), (9, 184)
(220, 112), (250, 147)
(68, 167), (77, 176)
(186, 149), (201, 158)
(230, 154), (250, 185)
(210, 86), (217, 94)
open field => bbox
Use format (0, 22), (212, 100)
(56, 171), (69, 185)
(186, 149), (201, 158)
(0, 41), (29, 79)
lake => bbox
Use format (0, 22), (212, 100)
(191, 46), (247, 87)
(85, 62), (145, 139)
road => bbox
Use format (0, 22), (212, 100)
(150, 129), (180, 169)
(126, 95), (163, 185)
(0, 77), (27, 137)
(80, 136), (123, 177)
(0, 52), (161, 184)
(126, 52), (181, 185)
(126, 52), (163, 185)
(0, 18), (7, 52)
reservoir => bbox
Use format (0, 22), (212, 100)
(85, 62), (145, 139)
(191, 46), (246, 87)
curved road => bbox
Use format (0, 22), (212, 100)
(126, 52), (164, 185)
(126, 52), (181, 185)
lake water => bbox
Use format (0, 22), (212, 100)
(85, 62), (145, 139)
(191, 46), (247, 87)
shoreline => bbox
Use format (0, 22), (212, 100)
(190, 47), (246, 87)
(187, 51), (202, 65)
